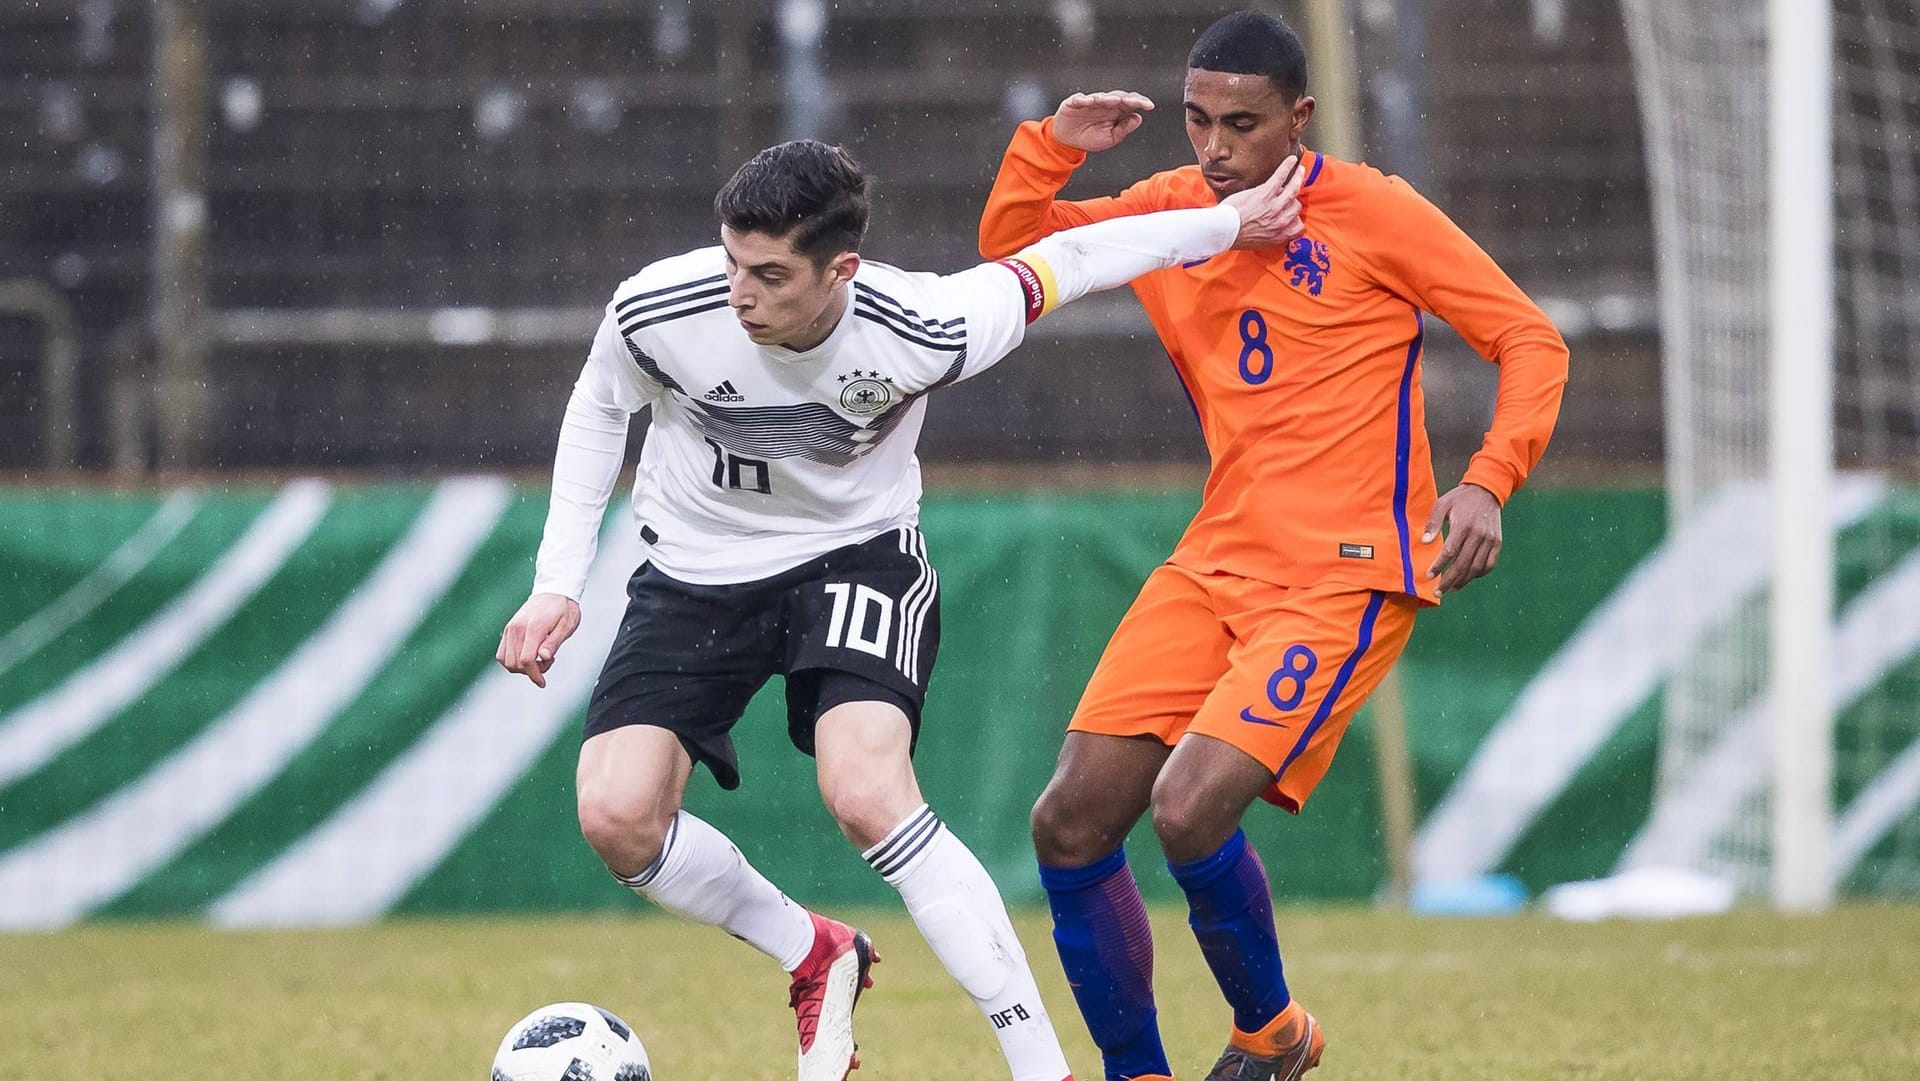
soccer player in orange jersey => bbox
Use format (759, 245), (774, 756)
(978, 11), (1569, 1081)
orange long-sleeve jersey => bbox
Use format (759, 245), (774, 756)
(980, 118), (1570, 604)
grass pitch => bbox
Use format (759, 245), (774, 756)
(5, 905), (1917, 1080)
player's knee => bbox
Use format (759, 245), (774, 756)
(1029, 795), (1079, 865)
(819, 771), (915, 851)
(576, 782), (672, 875)
(1031, 784), (1120, 866)
(1149, 782), (1238, 865)
(815, 702), (923, 848)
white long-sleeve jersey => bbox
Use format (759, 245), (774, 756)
(532, 202), (1241, 594)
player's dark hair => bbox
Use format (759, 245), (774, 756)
(714, 140), (870, 265)
(1187, 10), (1309, 101)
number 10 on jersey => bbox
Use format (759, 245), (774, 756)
(704, 437), (771, 494)
(823, 582), (892, 658)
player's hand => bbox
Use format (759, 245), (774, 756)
(1051, 91), (1154, 153)
(1423, 483), (1503, 595)
(1222, 154), (1305, 249)
(497, 592), (582, 688)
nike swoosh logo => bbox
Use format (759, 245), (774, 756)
(1240, 707), (1288, 727)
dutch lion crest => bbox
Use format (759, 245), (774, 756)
(1284, 237), (1331, 296)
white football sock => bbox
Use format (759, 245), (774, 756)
(865, 805), (1071, 1081)
(616, 810), (816, 972)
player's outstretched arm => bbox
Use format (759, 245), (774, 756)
(1011, 153), (1304, 315)
(950, 158), (1304, 384)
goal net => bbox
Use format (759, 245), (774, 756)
(1622, 0), (1920, 901)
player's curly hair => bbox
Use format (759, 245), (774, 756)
(714, 140), (870, 266)
(1188, 9), (1309, 101)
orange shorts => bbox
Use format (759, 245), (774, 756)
(1069, 564), (1417, 812)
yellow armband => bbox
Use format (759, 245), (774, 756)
(996, 251), (1061, 324)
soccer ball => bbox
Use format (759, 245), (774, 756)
(491, 1002), (651, 1081)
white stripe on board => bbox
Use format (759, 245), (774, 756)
(210, 507), (645, 927)
(1830, 551), (1920, 880)
(0, 477), (510, 930)
(1412, 477), (1886, 883)
(0, 490), (201, 676)
(1836, 729), (1920, 882)
(0, 480), (333, 790)
(1618, 550), (1920, 875)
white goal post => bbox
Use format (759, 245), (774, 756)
(1767, 0), (1836, 912)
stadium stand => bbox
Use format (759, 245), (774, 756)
(0, 0), (1655, 473)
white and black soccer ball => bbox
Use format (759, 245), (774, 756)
(491, 1002), (651, 1081)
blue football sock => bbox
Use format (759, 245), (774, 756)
(1039, 849), (1170, 1080)
(1167, 829), (1291, 1033)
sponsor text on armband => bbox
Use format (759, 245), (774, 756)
(997, 256), (1052, 324)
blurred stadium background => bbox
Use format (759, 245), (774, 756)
(4, 0), (1920, 946)
(3, 0), (1656, 474)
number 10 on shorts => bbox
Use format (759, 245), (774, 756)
(823, 582), (893, 657)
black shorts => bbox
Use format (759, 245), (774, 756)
(584, 526), (941, 790)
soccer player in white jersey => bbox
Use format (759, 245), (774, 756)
(495, 139), (1304, 1081)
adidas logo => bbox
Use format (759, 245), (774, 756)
(703, 380), (745, 403)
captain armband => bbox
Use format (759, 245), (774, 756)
(996, 252), (1061, 325)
